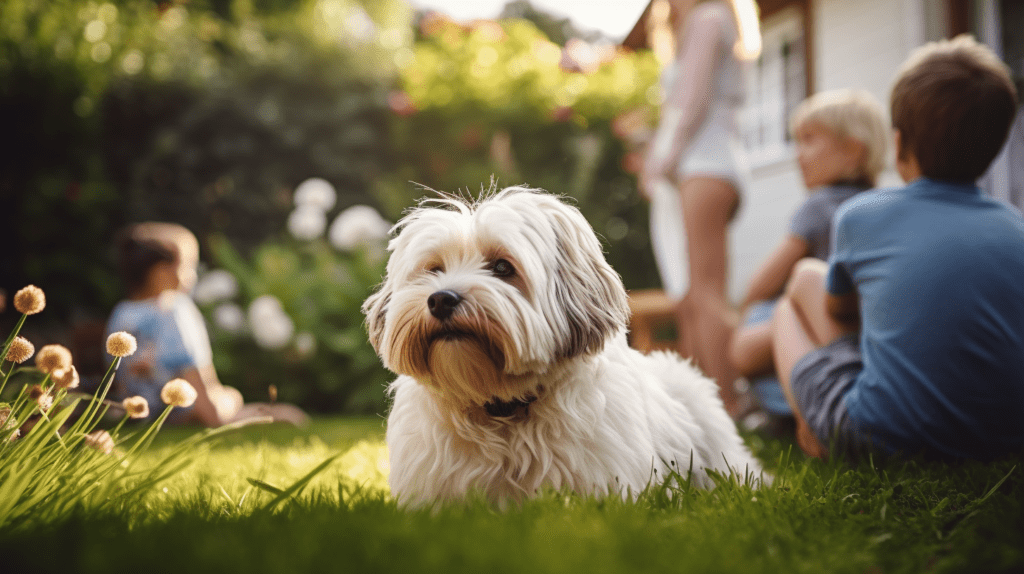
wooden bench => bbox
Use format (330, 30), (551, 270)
(626, 289), (679, 354)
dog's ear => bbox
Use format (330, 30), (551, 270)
(362, 282), (391, 355)
(544, 200), (630, 358)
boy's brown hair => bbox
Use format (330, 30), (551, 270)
(115, 222), (198, 295)
(890, 35), (1017, 182)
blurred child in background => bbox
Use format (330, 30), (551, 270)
(729, 89), (888, 423)
(107, 222), (306, 427)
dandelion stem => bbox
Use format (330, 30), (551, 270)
(69, 357), (120, 438)
(0, 314), (28, 361)
(110, 413), (130, 439)
(0, 361), (13, 398)
(50, 389), (70, 451)
(122, 405), (174, 461)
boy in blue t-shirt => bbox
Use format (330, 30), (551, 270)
(771, 36), (1024, 461)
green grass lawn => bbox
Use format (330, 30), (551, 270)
(1, 416), (1021, 574)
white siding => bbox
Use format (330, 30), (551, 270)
(728, 0), (925, 302)
(814, 0), (911, 103)
(729, 158), (805, 302)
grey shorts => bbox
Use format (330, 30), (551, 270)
(790, 333), (871, 459)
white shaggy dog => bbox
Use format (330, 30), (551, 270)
(363, 187), (763, 506)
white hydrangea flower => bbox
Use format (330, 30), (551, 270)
(213, 303), (246, 333)
(287, 205), (328, 241)
(294, 332), (317, 358)
(293, 177), (337, 211)
(328, 205), (392, 251)
(193, 269), (239, 305)
(248, 295), (294, 350)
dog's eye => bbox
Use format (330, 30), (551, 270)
(490, 259), (515, 278)
(428, 264), (444, 275)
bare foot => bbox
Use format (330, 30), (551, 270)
(796, 419), (828, 458)
(234, 403), (309, 427)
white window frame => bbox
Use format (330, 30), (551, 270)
(740, 6), (806, 168)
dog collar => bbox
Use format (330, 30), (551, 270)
(483, 395), (536, 418)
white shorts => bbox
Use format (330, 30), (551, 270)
(677, 106), (749, 193)
(650, 106), (749, 300)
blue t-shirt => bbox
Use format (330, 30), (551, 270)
(105, 291), (213, 420)
(827, 177), (1024, 460)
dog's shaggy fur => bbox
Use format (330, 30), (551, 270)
(364, 187), (763, 506)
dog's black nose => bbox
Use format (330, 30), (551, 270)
(427, 290), (461, 320)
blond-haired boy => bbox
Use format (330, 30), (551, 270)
(730, 89), (888, 414)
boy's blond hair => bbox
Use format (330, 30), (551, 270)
(789, 89), (890, 186)
(891, 35), (1017, 182)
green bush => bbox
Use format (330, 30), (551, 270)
(0, 0), (409, 318)
(98, 0), (411, 256)
(377, 16), (664, 289)
(197, 215), (390, 414)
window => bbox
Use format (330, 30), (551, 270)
(740, 6), (806, 166)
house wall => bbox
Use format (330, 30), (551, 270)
(727, 0), (933, 302)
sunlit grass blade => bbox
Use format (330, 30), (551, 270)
(260, 450), (344, 511)
(247, 478), (285, 496)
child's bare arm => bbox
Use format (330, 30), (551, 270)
(177, 366), (224, 428)
(741, 235), (810, 309)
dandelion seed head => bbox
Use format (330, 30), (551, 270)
(6, 336), (34, 363)
(122, 396), (150, 419)
(35, 344), (72, 374)
(106, 331), (138, 357)
(29, 385), (52, 411)
(13, 285), (45, 315)
(84, 429), (115, 455)
(161, 378), (197, 407)
(53, 365), (80, 390)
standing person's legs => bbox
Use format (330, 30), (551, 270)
(678, 176), (741, 416)
(771, 259), (857, 458)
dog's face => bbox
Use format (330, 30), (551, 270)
(363, 187), (630, 409)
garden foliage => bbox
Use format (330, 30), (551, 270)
(379, 14), (664, 288)
(1, 0), (408, 318)
(2, 0), (665, 412)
